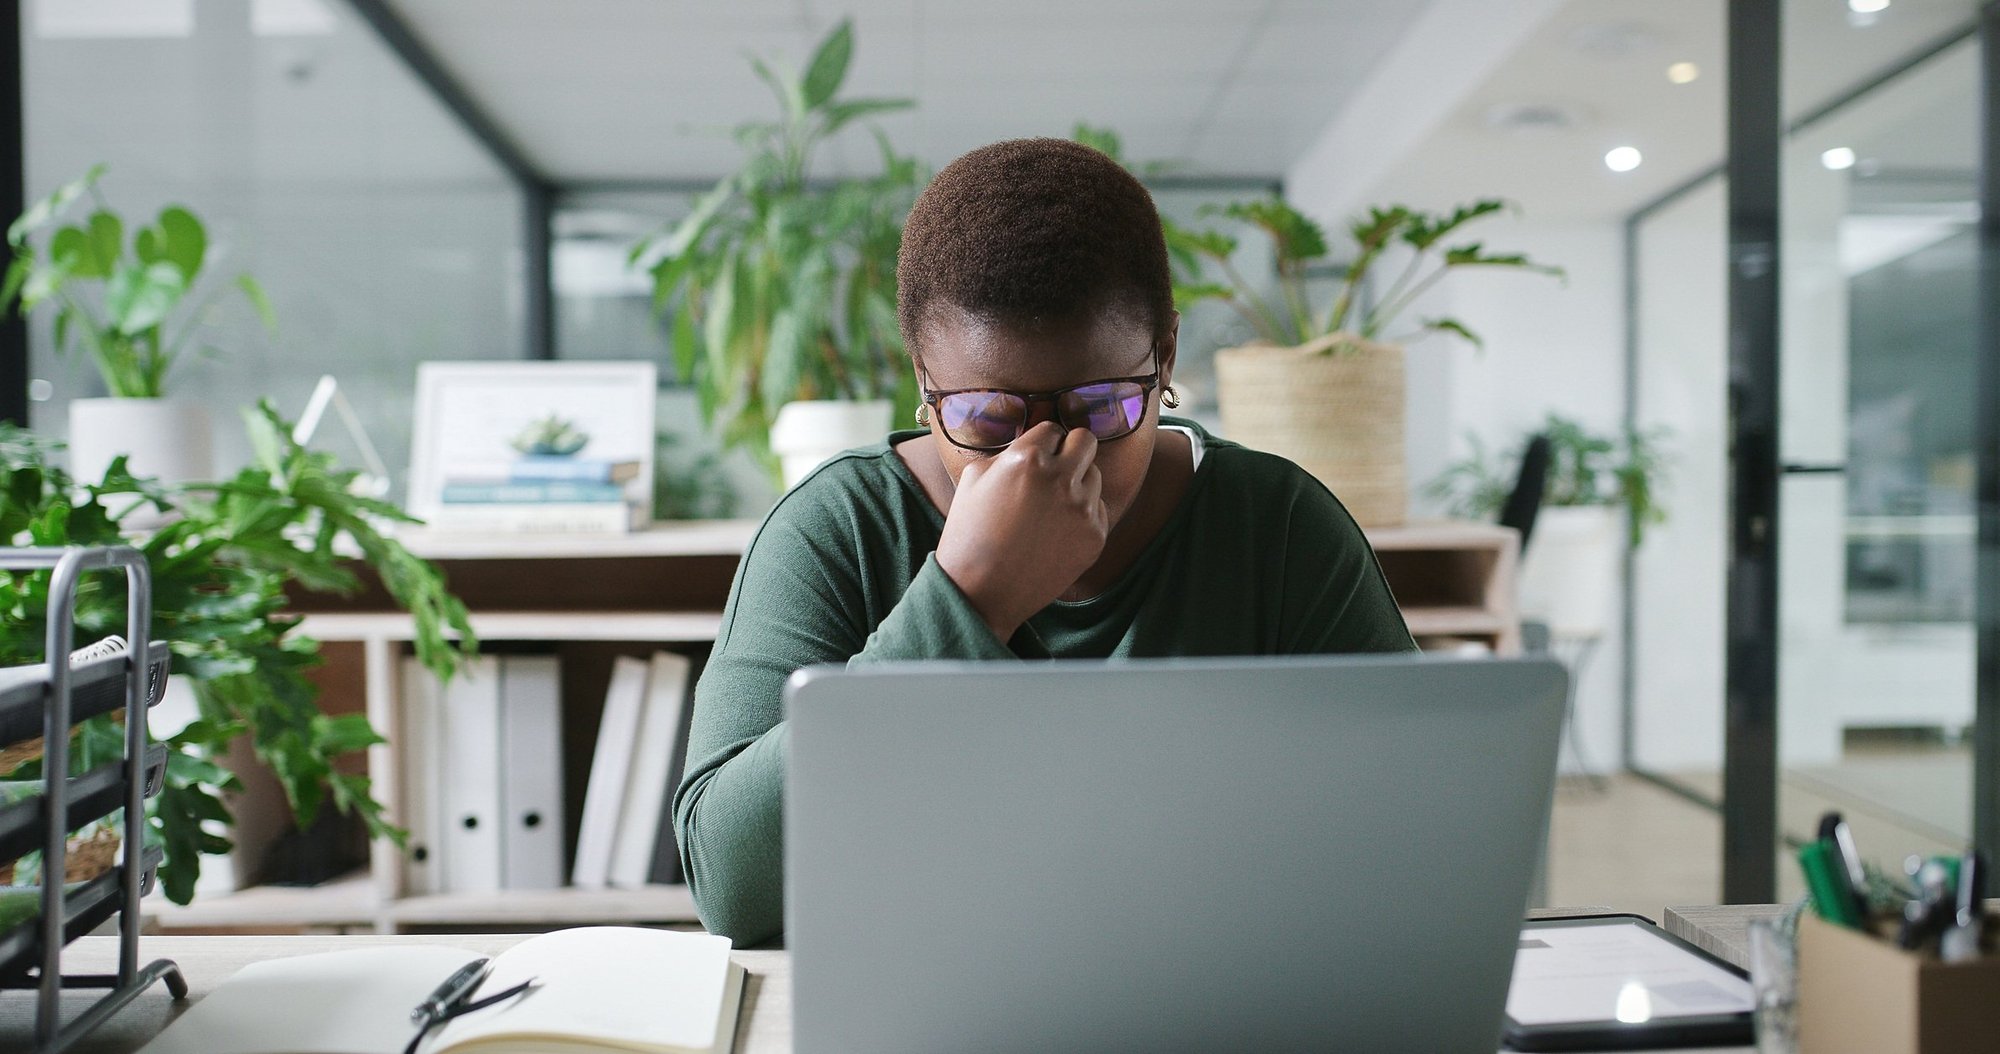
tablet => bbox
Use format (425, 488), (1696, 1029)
(1504, 914), (1756, 1051)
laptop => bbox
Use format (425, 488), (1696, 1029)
(786, 654), (1566, 1053)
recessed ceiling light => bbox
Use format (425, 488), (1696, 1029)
(1666, 61), (1700, 84)
(1821, 147), (1857, 170)
(1848, 0), (1889, 13)
(1604, 146), (1643, 173)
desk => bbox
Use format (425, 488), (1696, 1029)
(5, 905), (1771, 1054)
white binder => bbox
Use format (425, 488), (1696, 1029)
(439, 655), (503, 894)
(608, 651), (692, 888)
(498, 655), (566, 890)
(571, 656), (651, 890)
(397, 658), (445, 897)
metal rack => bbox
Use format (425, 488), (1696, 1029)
(0, 547), (185, 1051)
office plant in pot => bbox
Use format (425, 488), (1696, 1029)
(3, 166), (276, 501)
(0, 408), (476, 903)
(1173, 200), (1560, 526)
(1426, 414), (1669, 638)
(631, 20), (921, 488)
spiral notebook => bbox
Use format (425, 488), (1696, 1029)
(137, 927), (744, 1054)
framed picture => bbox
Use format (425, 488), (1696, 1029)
(408, 361), (658, 532)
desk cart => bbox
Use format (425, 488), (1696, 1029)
(0, 546), (184, 1051)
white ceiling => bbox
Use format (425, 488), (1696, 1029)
(385, 0), (1439, 183)
(1370, 0), (1983, 223)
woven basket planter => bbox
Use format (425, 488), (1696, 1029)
(0, 824), (121, 885)
(1214, 333), (1407, 527)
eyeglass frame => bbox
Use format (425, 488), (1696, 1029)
(916, 344), (1164, 452)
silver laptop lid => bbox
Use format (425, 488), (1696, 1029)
(787, 654), (1565, 1053)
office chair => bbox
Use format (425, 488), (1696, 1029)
(1499, 434), (1552, 548)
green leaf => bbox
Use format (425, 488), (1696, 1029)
(86, 210), (125, 276)
(801, 20), (854, 111)
(819, 96), (912, 135)
(1419, 317), (1483, 350)
(314, 712), (386, 755)
(135, 205), (207, 281)
(1163, 224), (1237, 262)
(50, 225), (98, 276)
(1211, 199), (1327, 263)
(242, 403), (290, 479)
(748, 55), (804, 122)
(761, 303), (809, 409)
(104, 261), (187, 336)
(237, 273), (278, 333)
(1071, 123), (1124, 161)
(629, 180), (732, 272)
(6, 164), (103, 247)
(671, 308), (700, 384)
(1172, 282), (1235, 311)
(1, 254), (29, 310)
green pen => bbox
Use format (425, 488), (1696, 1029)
(1800, 840), (1865, 929)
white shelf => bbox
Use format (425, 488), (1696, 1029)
(387, 520), (758, 560)
(147, 871), (380, 931)
(296, 610), (725, 643)
(146, 875), (701, 932)
(390, 884), (699, 927)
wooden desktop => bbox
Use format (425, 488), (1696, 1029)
(9, 905), (1765, 1054)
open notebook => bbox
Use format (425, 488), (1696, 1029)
(138, 927), (745, 1054)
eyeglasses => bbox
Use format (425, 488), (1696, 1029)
(921, 349), (1161, 452)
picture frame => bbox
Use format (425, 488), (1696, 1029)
(408, 361), (658, 532)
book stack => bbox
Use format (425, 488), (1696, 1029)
(430, 455), (646, 534)
(400, 651), (695, 895)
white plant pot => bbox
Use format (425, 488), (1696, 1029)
(1517, 505), (1622, 640)
(67, 398), (213, 523)
(769, 399), (892, 489)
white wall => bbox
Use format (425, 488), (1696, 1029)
(1410, 222), (1630, 774)
(1630, 180), (1728, 774)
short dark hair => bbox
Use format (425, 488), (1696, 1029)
(896, 138), (1172, 356)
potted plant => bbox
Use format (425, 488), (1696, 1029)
(0, 407), (476, 902)
(3, 166), (276, 496)
(1169, 199), (1561, 526)
(630, 20), (921, 488)
(1427, 414), (1670, 638)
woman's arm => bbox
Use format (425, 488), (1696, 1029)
(673, 510), (1011, 945)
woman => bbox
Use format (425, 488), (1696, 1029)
(673, 138), (1415, 945)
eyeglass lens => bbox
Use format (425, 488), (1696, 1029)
(936, 381), (1150, 450)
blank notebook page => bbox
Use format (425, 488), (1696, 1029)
(136, 945), (478, 1054)
(435, 927), (736, 1054)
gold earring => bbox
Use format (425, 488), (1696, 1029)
(1162, 385), (1181, 409)
(915, 403), (932, 426)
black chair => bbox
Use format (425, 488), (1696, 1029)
(1502, 434), (1607, 792)
(1499, 434), (1552, 549)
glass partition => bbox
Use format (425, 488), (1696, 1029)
(20, 0), (526, 495)
(1629, 0), (1987, 899)
(1775, 20), (1980, 889)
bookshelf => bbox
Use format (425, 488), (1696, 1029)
(160, 517), (1517, 934)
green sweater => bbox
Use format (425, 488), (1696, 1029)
(672, 419), (1415, 945)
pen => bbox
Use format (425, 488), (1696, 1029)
(1828, 816), (1871, 922)
(1897, 858), (1955, 952)
(413, 957), (493, 1024)
(1799, 841), (1864, 929)
(1941, 851), (1985, 964)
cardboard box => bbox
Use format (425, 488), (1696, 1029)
(1797, 911), (2000, 1053)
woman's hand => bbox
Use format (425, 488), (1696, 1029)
(936, 422), (1110, 642)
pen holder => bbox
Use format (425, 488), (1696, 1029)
(1795, 912), (2000, 1054)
